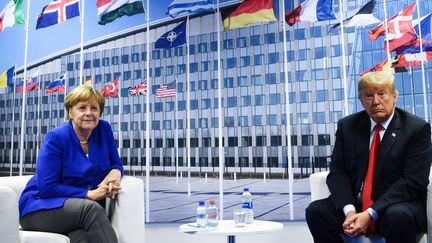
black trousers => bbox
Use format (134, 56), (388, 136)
(305, 198), (427, 243)
(20, 198), (118, 243)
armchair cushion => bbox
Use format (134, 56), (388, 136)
(0, 175), (144, 243)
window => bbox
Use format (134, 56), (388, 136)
(237, 37), (247, 47)
(318, 134), (330, 145)
(254, 54), (263, 65)
(199, 80), (208, 90)
(268, 53), (279, 64)
(302, 135), (313, 146)
(270, 136), (282, 146)
(199, 118), (208, 128)
(333, 89), (344, 100)
(224, 116), (234, 127)
(242, 136), (252, 146)
(269, 93), (280, 105)
(238, 116), (248, 126)
(201, 99), (211, 109)
(190, 63), (198, 73)
(266, 73), (277, 84)
(256, 136), (266, 146)
(227, 97), (237, 107)
(265, 33), (275, 44)
(255, 95), (264, 106)
(315, 47), (326, 59)
(163, 120), (171, 130)
(250, 35), (260, 46)
(267, 114), (278, 126)
(313, 112), (326, 123)
(224, 78), (234, 88)
(238, 76), (248, 86)
(228, 137), (238, 147)
(240, 56), (250, 67)
(252, 75), (262, 85)
(253, 115), (262, 126)
(227, 58), (236, 69)
(241, 96), (251, 106)
(316, 90), (328, 102)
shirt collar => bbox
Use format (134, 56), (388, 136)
(370, 109), (395, 132)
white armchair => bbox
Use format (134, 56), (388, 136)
(309, 169), (432, 243)
(0, 175), (145, 243)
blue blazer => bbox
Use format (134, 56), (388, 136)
(19, 120), (124, 218)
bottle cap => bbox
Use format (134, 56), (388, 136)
(243, 187), (249, 192)
(209, 199), (216, 204)
(199, 201), (205, 206)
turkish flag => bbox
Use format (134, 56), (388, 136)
(100, 79), (118, 97)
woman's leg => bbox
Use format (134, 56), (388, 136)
(20, 198), (118, 243)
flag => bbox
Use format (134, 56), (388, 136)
(128, 81), (147, 96)
(397, 13), (432, 54)
(156, 80), (176, 98)
(97, 0), (145, 25)
(167, 0), (215, 18)
(368, 3), (417, 53)
(45, 75), (65, 94)
(36, 0), (80, 29)
(394, 52), (432, 67)
(18, 71), (39, 92)
(0, 66), (15, 88)
(85, 75), (92, 87)
(155, 21), (186, 49)
(285, 0), (336, 27)
(0, 0), (24, 32)
(360, 58), (406, 76)
(221, 0), (277, 31)
(329, 0), (380, 33)
(100, 79), (118, 97)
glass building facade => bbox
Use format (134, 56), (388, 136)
(1, 0), (432, 221)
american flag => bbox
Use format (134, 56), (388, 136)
(156, 80), (176, 98)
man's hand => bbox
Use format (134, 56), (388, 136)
(343, 211), (373, 237)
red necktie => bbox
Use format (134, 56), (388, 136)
(362, 124), (382, 236)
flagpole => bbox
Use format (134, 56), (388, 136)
(10, 64), (17, 176)
(414, 0), (428, 122)
(79, 0), (85, 85)
(19, 0), (32, 176)
(175, 86), (179, 184)
(338, 0), (349, 116)
(63, 72), (68, 121)
(118, 78), (123, 158)
(36, 76), (42, 170)
(186, 16), (191, 197)
(145, 0), (151, 223)
(281, 0), (294, 221)
(216, 0), (224, 220)
(382, 0), (391, 63)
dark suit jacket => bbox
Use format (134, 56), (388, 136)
(327, 107), (432, 216)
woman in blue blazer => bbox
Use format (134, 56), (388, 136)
(19, 85), (124, 243)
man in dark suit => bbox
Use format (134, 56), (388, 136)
(306, 71), (432, 243)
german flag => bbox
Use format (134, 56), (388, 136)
(221, 0), (276, 31)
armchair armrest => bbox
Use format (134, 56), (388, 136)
(108, 176), (145, 243)
(0, 185), (20, 243)
(310, 171), (330, 202)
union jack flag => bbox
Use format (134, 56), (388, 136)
(156, 80), (176, 98)
(36, 0), (80, 29)
(128, 81), (147, 96)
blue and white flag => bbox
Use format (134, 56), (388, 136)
(167, 0), (215, 18)
(396, 13), (432, 54)
(36, 0), (80, 29)
(155, 21), (187, 49)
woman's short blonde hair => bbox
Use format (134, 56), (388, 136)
(358, 71), (398, 98)
(64, 85), (105, 121)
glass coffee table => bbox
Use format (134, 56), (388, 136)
(179, 220), (283, 243)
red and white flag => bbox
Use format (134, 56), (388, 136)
(368, 2), (417, 52)
(394, 52), (432, 67)
(100, 79), (118, 97)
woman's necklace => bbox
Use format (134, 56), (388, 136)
(80, 140), (88, 145)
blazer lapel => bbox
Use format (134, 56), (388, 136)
(356, 113), (372, 193)
(374, 109), (401, 186)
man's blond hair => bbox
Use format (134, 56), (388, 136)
(64, 85), (105, 121)
(358, 71), (398, 98)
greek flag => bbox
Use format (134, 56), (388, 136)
(167, 0), (215, 18)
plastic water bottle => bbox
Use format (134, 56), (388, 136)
(241, 187), (254, 224)
(207, 199), (218, 227)
(196, 201), (207, 228)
